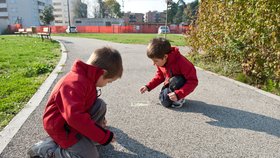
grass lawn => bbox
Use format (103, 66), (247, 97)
(0, 36), (60, 130)
(55, 33), (187, 46)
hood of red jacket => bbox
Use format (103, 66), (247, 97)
(165, 47), (181, 66)
(72, 60), (104, 85)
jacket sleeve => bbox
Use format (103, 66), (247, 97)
(146, 66), (165, 91)
(56, 82), (113, 145)
(174, 57), (198, 99)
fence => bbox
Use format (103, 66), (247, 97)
(36, 25), (189, 34)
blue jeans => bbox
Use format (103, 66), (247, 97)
(159, 75), (186, 107)
(159, 87), (173, 107)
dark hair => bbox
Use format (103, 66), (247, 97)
(87, 47), (123, 78)
(147, 37), (171, 59)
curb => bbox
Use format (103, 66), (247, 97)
(196, 67), (280, 102)
(0, 40), (67, 154)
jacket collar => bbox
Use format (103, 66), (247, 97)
(71, 60), (104, 84)
(165, 47), (180, 66)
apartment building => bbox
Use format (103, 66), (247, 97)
(0, 0), (52, 33)
(145, 11), (166, 23)
(52, 0), (85, 26)
(123, 12), (144, 24)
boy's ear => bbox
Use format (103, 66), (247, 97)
(102, 69), (108, 78)
(164, 54), (168, 59)
(102, 69), (108, 74)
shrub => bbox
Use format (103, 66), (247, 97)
(187, 0), (280, 93)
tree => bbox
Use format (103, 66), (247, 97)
(104, 0), (122, 18)
(40, 5), (54, 25)
(75, 1), (87, 18)
(177, 0), (186, 7)
(184, 0), (199, 25)
(96, 0), (122, 18)
(173, 0), (186, 24)
(167, 2), (178, 23)
(111, 1), (123, 18)
(98, 0), (105, 18)
(174, 7), (183, 24)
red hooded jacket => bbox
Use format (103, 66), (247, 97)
(146, 47), (198, 100)
(43, 60), (113, 149)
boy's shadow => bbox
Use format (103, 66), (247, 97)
(98, 127), (171, 158)
(175, 100), (280, 137)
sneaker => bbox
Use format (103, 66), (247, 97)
(27, 137), (58, 158)
(171, 99), (185, 108)
(171, 103), (183, 108)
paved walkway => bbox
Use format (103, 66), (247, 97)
(1, 36), (280, 158)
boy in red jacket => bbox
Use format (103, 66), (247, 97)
(140, 37), (198, 108)
(28, 47), (123, 158)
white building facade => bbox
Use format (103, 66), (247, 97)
(0, 0), (52, 33)
(53, 0), (82, 26)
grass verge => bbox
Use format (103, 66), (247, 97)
(0, 36), (60, 130)
(54, 33), (187, 46)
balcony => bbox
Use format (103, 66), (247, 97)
(0, 3), (7, 8)
(38, 5), (44, 10)
(0, 12), (8, 17)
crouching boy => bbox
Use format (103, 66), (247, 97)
(140, 37), (198, 108)
(28, 47), (123, 158)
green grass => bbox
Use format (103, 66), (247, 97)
(0, 36), (60, 130)
(55, 33), (187, 46)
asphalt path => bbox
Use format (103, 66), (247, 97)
(1, 36), (280, 158)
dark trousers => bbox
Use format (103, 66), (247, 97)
(54, 98), (107, 158)
(29, 99), (107, 158)
(159, 76), (186, 107)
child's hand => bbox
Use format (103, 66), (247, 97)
(140, 86), (148, 94)
(168, 92), (178, 101)
(111, 134), (117, 143)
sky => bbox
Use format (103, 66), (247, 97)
(115, 0), (195, 14)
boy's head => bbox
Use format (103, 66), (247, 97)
(87, 47), (123, 87)
(147, 37), (171, 67)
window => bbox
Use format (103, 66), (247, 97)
(54, 14), (62, 17)
(53, 2), (61, 5)
(55, 20), (63, 23)
(54, 9), (62, 12)
(0, 8), (7, 12)
(38, 1), (45, 6)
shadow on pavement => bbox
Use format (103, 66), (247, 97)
(98, 127), (171, 158)
(174, 100), (280, 137)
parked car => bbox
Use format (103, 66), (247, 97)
(158, 26), (170, 34)
(66, 26), (78, 33)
